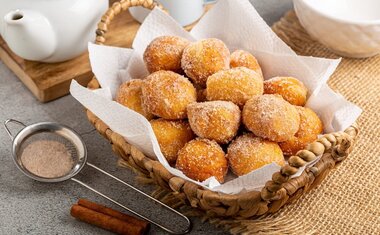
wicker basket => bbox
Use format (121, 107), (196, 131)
(86, 0), (359, 218)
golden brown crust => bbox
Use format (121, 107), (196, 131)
(206, 67), (264, 107)
(227, 134), (285, 176)
(176, 138), (228, 183)
(187, 101), (241, 144)
(230, 50), (263, 78)
(242, 94), (300, 142)
(181, 38), (230, 87)
(150, 119), (195, 164)
(141, 71), (196, 119)
(279, 106), (323, 155)
(116, 79), (154, 120)
(143, 36), (190, 73)
(264, 77), (308, 106)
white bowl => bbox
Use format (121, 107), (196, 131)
(293, 0), (380, 58)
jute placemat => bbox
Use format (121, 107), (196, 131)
(119, 11), (379, 234)
(265, 11), (380, 234)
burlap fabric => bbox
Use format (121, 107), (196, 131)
(263, 11), (380, 234)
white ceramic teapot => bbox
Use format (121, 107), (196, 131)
(0, 0), (108, 63)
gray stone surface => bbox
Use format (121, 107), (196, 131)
(0, 1), (292, 234)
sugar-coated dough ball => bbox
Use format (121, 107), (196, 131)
(181, 38), (230, 87)
(143, 36), (190, 73)
(227, 134), (285, 176)
(142, 71), (196, 119)
(264, 77), (308, 106)
(206, 67), (264, 107)
(176, 138), (228, 183)
(116, 79), (154, 120)
(279, 106), (323, 155)
(242, 94), (300, 142)
(187, 101), (241, 144)
(230, 50), (263, 78)
(150, 119), (195, 164)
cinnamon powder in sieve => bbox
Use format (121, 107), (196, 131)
(20, 140), (74, 178)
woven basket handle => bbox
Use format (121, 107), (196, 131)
(260, 125), (359, 202)
(95, 0), (164, 45)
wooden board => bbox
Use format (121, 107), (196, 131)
(0, 5), (212, 102)
(0, 37), (92, 102)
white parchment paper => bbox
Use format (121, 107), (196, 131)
(70, 0), (362, 194)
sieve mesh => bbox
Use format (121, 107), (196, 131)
(18, 131), (79, 161)
(17, 131), (80, 178)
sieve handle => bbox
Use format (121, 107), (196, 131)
(71, 162), (191, 235)
(4, 119), (26, 141)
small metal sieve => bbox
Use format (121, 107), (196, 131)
(4, 119), (191, 235)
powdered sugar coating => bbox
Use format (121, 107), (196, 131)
(150, 118), (195, 164)
(279, 106), (323, 155)
(227, 134), (284, 176)
(141, 71), (196, 119)
(206, 67), (264, 107)
(21, 140), (74, 178)
(264, 76), (308, 106)
(187, 101), (241, 144)
(116, 79), (154, 120)
(242, 94), (300, 142)
(144, 36), (190, 73)
(176, 138), (228, 183)
(230, 50), (263, 78)
(181, 38), (230, 87)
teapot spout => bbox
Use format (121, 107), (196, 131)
(4, 11), (24, 24)
(3, 9), (56, 61)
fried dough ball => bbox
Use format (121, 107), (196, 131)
(187, 101), (241, 144)
(150, 119), (195, 164)
(181, 38), (230, 87)
(176, 138), (228, 183)
(230, 50), (263, 78)
(264, 77), (308, 106)
(242, 94), (300, 142)
(227, 134), (285, 176)
(279, 106), (323, 155)
(206, 67), (264, 107)
(116, 79), (154, 120)
(143, 36), (190, 73)
(142, 71), (196, 119)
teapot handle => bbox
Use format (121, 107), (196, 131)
(95, 0), (164, 45)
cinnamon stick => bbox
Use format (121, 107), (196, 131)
(71, 204), (148, 235)
(78, 198), (149, 232)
